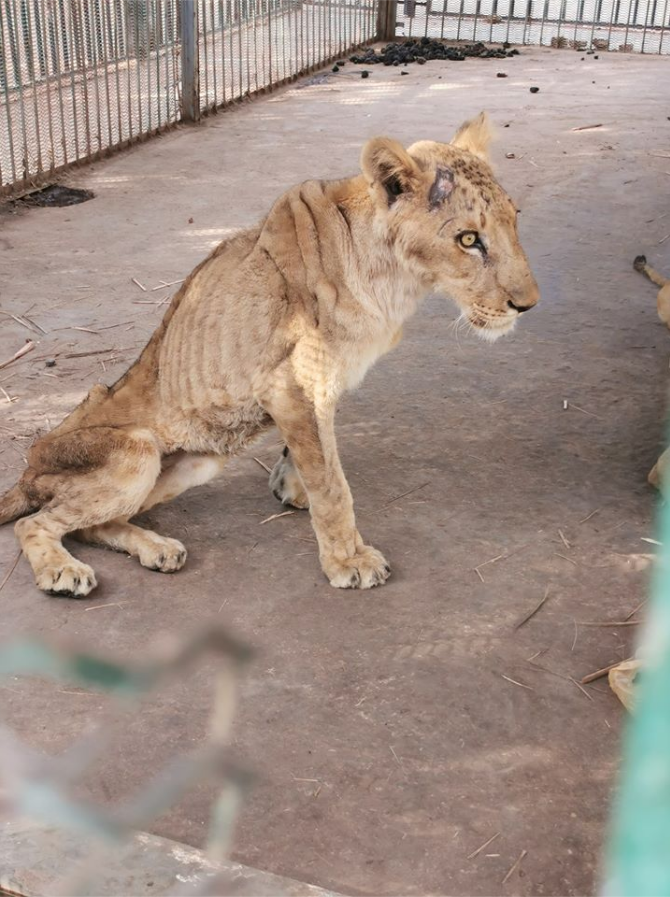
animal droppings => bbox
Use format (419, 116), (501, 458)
(530, 86), (540, 93)
(349, 38), (519, 67)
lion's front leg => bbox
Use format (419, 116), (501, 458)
(266, 394), (390, 590)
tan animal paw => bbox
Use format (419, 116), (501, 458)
(138, 536), (187, 573)
(36, 560), (97, 598)
(324, 546), (391, 590)
(269, 448), (309, 509)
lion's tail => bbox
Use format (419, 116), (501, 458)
(0, 483), (36, 525)
(634, 255), (669, 288)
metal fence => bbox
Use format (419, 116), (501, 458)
(396, 0), (670, 53)
(1, 0), (668, 197)
(0, 0), (379, 197)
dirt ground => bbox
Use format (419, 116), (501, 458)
(1, 46), (669, 896)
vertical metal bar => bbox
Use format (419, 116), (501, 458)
(640, 0), (650, 50)
(23, 0), (44, 176)
(180, 0), (199, 119)
(589, 0), (598, 46)
(237, 0), (243, 96)
(201, 0), (209, 109)
(0, 0), (18, 185)
(38, 0), (56, 174)
(99, 0), (113, 149)
(208, 0), (217, 104)
(11, 0), (30, 180)
(539, 0), (548, 45)
(87, 0), (104, 154)
(622, 0), (632, 51)
(164, 0), (172, 123)
(132, 0), (144, 135)
(124, 0), (135, 140)
(66, 0), (82, 160)
(266, 0), (272, 86)
(227, 0), (234, 98)
(154, 0), (163, 127)
(111, 0), (123, 143)
(659, 0), (669, 53)
(51, 0), (68, 165)
(72, 0), (93, 159)
(145, 0), (153, 128)
(606, 0), (616, 52)
(219, 0), (227, 106)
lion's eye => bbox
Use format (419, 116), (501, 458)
(458, 231), (479, 248)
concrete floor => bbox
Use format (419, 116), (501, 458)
(1, 46), (669, 896)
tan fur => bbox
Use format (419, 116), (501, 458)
(0, 113), (539, 597)
(634, 254), (670, 327)
(634, 256), (670, 490)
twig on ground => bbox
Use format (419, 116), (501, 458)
(253, 457), (272, 474)
(0, 549), (22, 595)
(468, 832), (500, 860)
(502, 850), (527, 885)
(151, 279), (184, 291)
(514, 586), (550, 630)
(131, 277), (147, 291)
(581, 659), (634, 684)
(571, 123), (603, 131)
(624, 599), (646, 621)
(558, 528), (571, 549)
(579, 620), (640, 627)
(84, 602), (125, 611)
(570, 677), (594, 701)
(64, 348), (121, 359)
(0, 340), (35, 370)
(501, 674), (534, 691)
(380, 481), (431, 509)
(260, 510), (295, 525)
(555, 553), (578, 566)
(579, 508), (601, 524)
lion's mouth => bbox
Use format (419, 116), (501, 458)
(468, 314), (516, 342)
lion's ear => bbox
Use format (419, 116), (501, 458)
(360, 137), (421, 205)
(451, 112), (494, 162)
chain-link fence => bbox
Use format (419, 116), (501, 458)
(396, 0), (670, 54)
(0, 0), (379, 197)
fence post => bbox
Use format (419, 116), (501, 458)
(377, 0), (397, 41)
(180, 0), (199, 122)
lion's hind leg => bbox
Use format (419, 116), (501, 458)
(75, 453), (227, 575)
(16, 427), (162, 597)
(74, 521), (187, 573)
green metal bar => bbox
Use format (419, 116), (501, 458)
(608, 472), (670, 894)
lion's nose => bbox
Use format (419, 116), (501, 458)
(507, 298), (533, 314)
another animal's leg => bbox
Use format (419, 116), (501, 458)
(269, 446), (309, 509)
(634, 255), (669, 288)
(267, 396), (390, 589)
(75, 453), (227, 571)
(634, 255), (670, 326)
(15, 427), (161, 597)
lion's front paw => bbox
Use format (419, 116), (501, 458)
(269, 448), (309, 509)
(36, 559), (97, 598)
(138, 535), (187, 573)
(323, 546), (391, 590)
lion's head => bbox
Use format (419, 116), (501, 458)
(360, 113), (539, 341)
